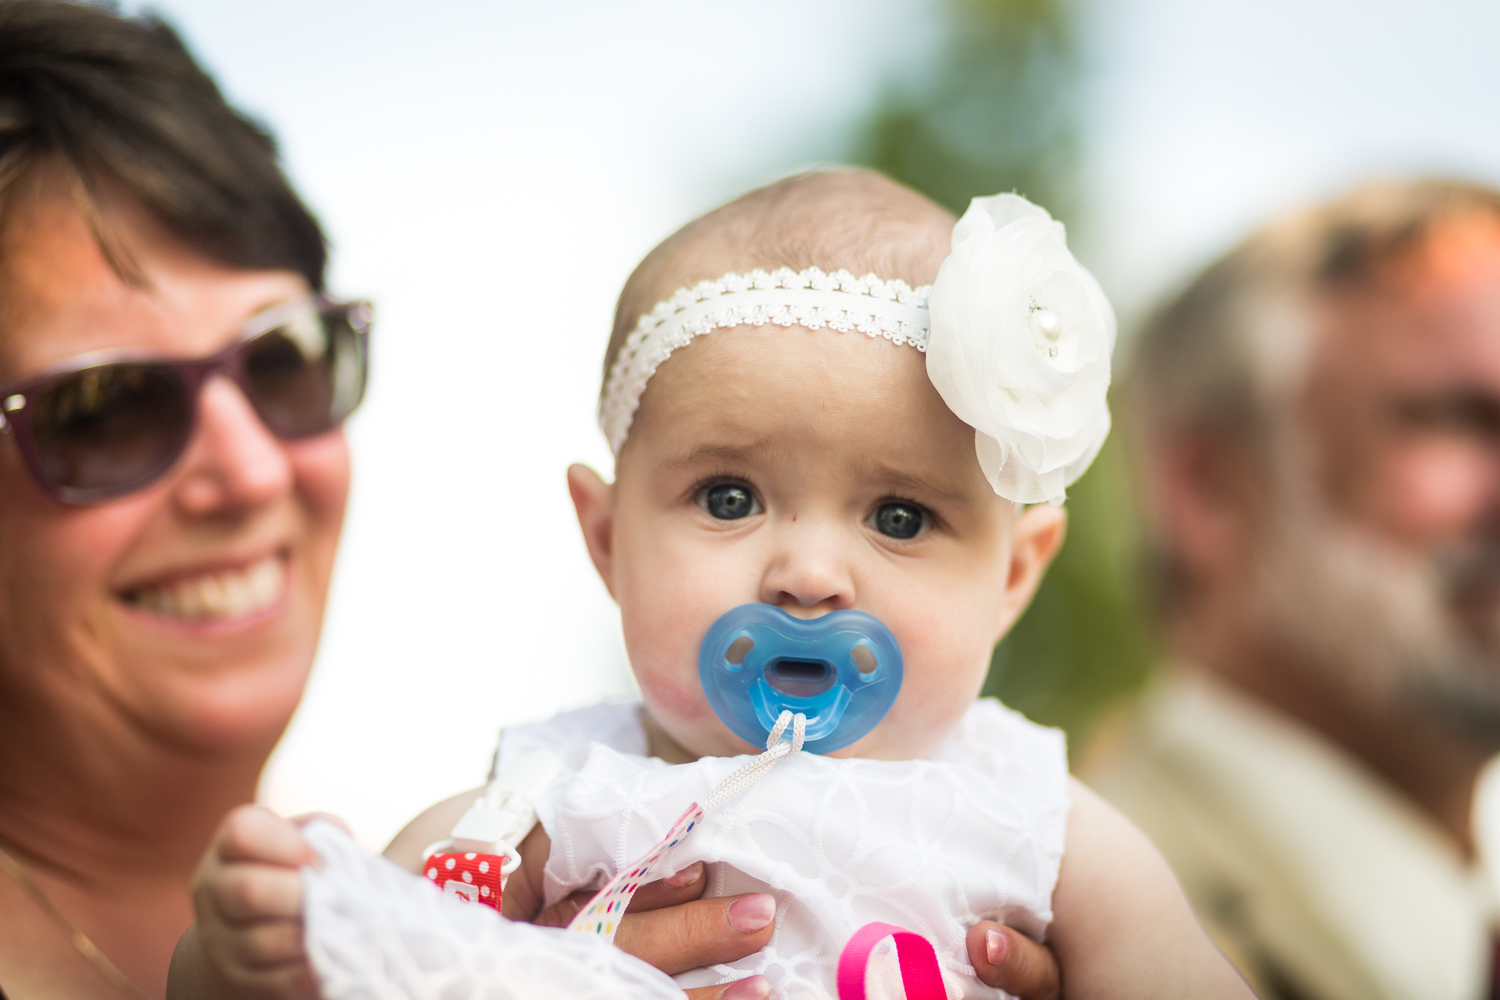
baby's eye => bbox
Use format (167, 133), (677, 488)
(869, 501), (928, 540)
(700, 483), (762, 520)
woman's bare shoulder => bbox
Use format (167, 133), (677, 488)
(382, 786), (487, 873)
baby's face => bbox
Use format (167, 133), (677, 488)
(582, 325), (1056, 760)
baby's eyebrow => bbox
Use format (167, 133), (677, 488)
(661, 441), (787, 469)
(862, 463), (973, 506)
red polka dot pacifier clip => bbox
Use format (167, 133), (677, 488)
(421, 749), (563, 912)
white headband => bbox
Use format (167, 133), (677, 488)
(599, 194), (1116, 505)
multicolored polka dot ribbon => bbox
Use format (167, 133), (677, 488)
(565, 802), (704, 942)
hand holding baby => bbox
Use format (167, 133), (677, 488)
(169, 806), (321, 1000)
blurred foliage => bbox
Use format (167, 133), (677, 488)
(849, 0), (1154, 754)
(854, 0), (1079, 223)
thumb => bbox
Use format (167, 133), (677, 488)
(965, 921), (1061, 1000)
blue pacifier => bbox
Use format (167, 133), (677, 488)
(698, 603), (903, 755)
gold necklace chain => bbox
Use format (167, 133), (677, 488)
(0, 836), (154, 1000)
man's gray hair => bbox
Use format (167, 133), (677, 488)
(1132, 178), (1500, 450)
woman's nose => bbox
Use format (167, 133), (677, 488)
(758, 520), (856, 613)
(172, 376), (294, 515)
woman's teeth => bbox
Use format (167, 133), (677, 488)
(127, 557), (285, 621)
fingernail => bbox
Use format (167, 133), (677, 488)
(727, 893), (776, 933)
(721, 975), (771, 1000)
(985, 927), (1009, 966)
(662, 861), (704, 888)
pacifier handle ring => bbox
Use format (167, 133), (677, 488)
(836, 922), (946, 1000)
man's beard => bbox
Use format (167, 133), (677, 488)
(1246, 448), (1500, 750)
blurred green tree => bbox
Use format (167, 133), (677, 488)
(850, 0), (1153, 752)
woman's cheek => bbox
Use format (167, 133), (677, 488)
(289, 431), (352, 529)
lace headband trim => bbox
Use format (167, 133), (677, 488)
(598, 267), (931, 455)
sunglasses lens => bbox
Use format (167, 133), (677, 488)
(30, 365), (193, 498)
(244, 306), (367, 438)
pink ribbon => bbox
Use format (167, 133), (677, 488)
(836, 921), (946, 1000)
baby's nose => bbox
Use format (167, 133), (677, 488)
(759, 524), (856, 612)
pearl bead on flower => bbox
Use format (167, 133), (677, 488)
(1029, 308), (1062, 342)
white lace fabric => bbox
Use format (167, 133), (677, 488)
(300, 820), (682, 1000)
(599, 267), (932, 455)
(513, 699), (1069, 1000)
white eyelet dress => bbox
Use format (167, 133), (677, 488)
(499, 698), (1070, 1000)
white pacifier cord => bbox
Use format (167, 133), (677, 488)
(704, 709), (806, 811)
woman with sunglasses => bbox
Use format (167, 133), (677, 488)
(0, 1), (358, 995)
(0, 5), (789, 998)
(0, 4), (1064, 1000)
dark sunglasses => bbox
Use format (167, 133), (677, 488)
(0, 295), (371, 504)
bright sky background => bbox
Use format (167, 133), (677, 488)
(135, 0), (1500, 849)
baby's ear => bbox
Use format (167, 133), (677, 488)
(567, 464), (617, 598)
(999, 503), (1067, 629)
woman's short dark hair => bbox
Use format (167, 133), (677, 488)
(0, 0), (327, 288)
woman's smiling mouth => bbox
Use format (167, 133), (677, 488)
(122, 554), (286, 622)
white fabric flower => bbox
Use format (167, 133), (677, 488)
(926, 194), (1115, 505)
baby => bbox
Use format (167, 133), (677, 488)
(173, 170), (1250, 1000)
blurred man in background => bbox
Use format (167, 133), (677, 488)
(1089, 179), (1500, 1000)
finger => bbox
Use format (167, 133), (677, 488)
(533, 888), (590, 929)
(529, 862), (710, 927)
(205, 863), (305, 922)
(218, 958), (320, 1000)
(202, 916), (307, 969)
(614, 892), (776, 976)
(216, 804), (317, 867)
(684, 975), (772, 1000)
(965, 921), (1061, 1000)
(625, 861), (707, 912)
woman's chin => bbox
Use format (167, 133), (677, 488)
(129, 652), (314, 756)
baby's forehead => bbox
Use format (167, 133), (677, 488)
(630, 322), (975, 469)
(651, 312), (931, 388)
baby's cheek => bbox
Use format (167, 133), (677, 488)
(635, 668), (713, 722)
(635, 660), (753, 758)
(876, 619), (996, 754)
(619, 600), (710, 720)
(893, 602), (993, 692)
(896, 671), (980, 737)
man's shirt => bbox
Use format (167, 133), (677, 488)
(1087, 670), (1498, 1000)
